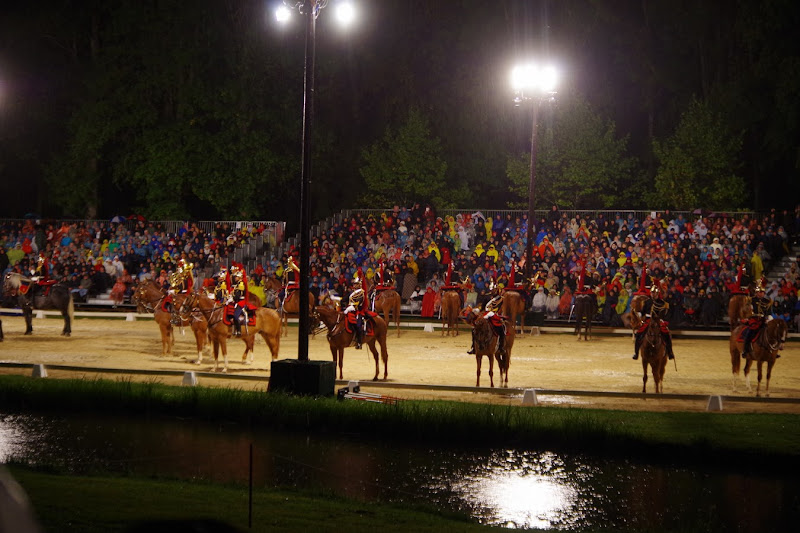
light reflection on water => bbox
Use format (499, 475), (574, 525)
(1, 412), (797, 532)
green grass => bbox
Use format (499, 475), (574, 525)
(9, 465), (504, 533)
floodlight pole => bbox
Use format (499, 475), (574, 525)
(297, 0), (317, 361)
(524, 100), (540, 280)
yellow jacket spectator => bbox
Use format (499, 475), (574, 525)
(473, 243), (486, 258)
(404, 256), (419, 276)
(486, 244), (499, 263)
(750, 252), (764, 281)
(428, 242), (441, 261)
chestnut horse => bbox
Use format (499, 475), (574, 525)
(638, 314), (667, 394)
(180, 292), (281, 371)
(313, 305), (389, 381)
(730, 319), (787, 396)
(728, 294), (752, 331)
(440, 290), (462, 337)
(373, 289), (402, 337)
(573, 293), (597, 341)
(131, 280), (210, 359)
(501, 290), (528, 336)
(264, 277), (315, 337)
(463, 307), (515, 388)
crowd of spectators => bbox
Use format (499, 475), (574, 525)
(263, 203), (800, 331)
(2, 204), (800, 332)
(0, 219), (271, 306)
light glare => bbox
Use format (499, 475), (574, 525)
(275, 5), (291, 23)
(336, 2), (356, 26)
(511, 64), (558, 94)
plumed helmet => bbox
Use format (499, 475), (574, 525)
(177, 258), (186, 269)
(650, 284), (661, 295)
(349, 288), (364, 305)
(218, 266), (227, 276)
(755, 280), (765, 293)
(485, 295), (503, 312)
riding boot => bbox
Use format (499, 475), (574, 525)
(497, 332), (506, 356)
(742, 329), (753, 358)
(632, 333), (643, 360)
(355, 329), (363, 349)
(663, 333), (675, 360)
(233, 322), (241, 337)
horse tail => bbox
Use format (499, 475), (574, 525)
(68, 292), (75, 324)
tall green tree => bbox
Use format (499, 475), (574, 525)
(359, 108), (468, 208)
(506, 92), (637, 209)
(652, 97), (745, 210)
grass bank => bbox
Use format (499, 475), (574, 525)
(2, 375), (799, 466)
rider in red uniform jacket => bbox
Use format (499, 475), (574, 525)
(467, 293), (507, 356)
(632, 284), (675, 361)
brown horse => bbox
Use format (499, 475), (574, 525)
(183, 291), (282, 372)
(640, 315), (668, 394)
(440, 290), (462, 337)
(501, 290), (528, 336)
(728, 294), (752, 331)
(730, 319), (787, 396)
(264, 277), (315, 337)
(574, 293), (597, 341)
(131, 280), (209, 358)
(373, 289), (402, 337)
(463, 307), (515, 388)
(313, 305), (389, 381)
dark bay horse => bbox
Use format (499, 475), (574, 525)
(313, 305), (389, 381)
(501, 290), (528, 336)
(463, 307), (515, 388)
(640, 315), (668, 394)
(573, 293), (597, 341)
(440, 290), (462, 337)
(182, 292), (282, 371)
(132, 280), (209, 359)
(264, 277), (315, 337)
(373, 289), (402, 337)
(3, 272), (74, 337)
(730, 319), (787, 396)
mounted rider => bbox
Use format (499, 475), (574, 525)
(227, 263), (250, 337)
(739, 281), (773, 358)
(370, 260), (393, 309)
(467, 292), (507, 356)
(280, 256), (301, 308)
(30, 253), (50, 283)
(343, 269), (368, 349)
(632, 283), (676, 361)
(164, 258), (193, 322)
(730, 262), (749, 295)
(214, 265), (229, 302)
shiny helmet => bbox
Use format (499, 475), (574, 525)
(650, 283), (661, 297)
(754, 280), (765, 294)
(37, 253), (46, 266)
(485, 294), (503, 313)
(177, 258), (186, 270)
(218, 266), (227, 278)
(230, 265), (242, 281)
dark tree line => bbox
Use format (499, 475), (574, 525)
(1, 0), (798, 230)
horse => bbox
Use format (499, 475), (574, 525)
(264, 277), (315, 337)
(730, 319), (787, 396)
(640, 315), (668, 394)
(3, 272), (74, 337)
(573, 293), (597, 341)
(728, 293), (752, 331)
(439, 290), (462, 337)
(131, 280), (209, 359)
(373, 289), (402, 337)
(313, 305), (389, 381)
(462, 307), (515, 388)
(501, 290), (528, 336)
(182, 291), (281, 372)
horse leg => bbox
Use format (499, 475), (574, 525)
(756, 360), (764, 397)
(23, 305), (33, 335)
(220, 338), (229, 373)
(744, 359), (754, 393)
(212, 338), (220, 372)
(730, 342), (742, 392)
(642, 359), (648, 394)
(475, 355), (482, 387)
(368, 340), (380, 381)
(488, 355), (495, 388)
(0, 319), (3, 341)
(261, 330), (280, 361)
(337, 349), (344, 380)
(765, 360), (775, 397)
(241, 334), (254, 364)
(62, 295), (74, 336)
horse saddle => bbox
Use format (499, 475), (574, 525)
(223, 303), (257, 326)
(344, 312), (377, 336)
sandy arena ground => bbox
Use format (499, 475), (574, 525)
(1, 313), (799, 414)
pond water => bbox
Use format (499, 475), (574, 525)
(1, 412), (797, 531)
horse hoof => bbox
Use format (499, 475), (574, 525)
(24, 331), (33, 336)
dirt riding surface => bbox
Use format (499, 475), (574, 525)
(1, 314), (798, 414)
